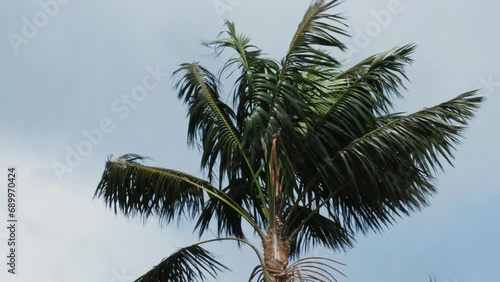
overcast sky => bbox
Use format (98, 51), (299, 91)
(0, 0), (499, 281)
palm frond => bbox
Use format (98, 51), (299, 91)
(94, 155), (210, 223)
(94, 155), (264, 234)
(287, 257), (346, 282)
(284, 206), (354, 258)
(134, 244), (229, 282)
(208, 20), (264, 78)
(203, 20), (279, 208)
(321, 91), (483, 233)
(174, 63), (241, 183)
(285, 0), (348, 70)
(208, 20), (280, 143)
(273, 0), (349, 124)
(195, 178), (252, 239)
(282, 45), (417, 233)
(248, 265), (265, 282)
(239, 1), (351, 190)
(335, 44), (416, 112)
(290, 44), (416, 169)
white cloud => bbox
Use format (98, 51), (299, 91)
(0, 145), (193, 281)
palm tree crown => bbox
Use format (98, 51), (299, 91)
(94, 1), (482, 281)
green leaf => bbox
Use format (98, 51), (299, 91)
(174, 63), (241, 183)
(285, 206), (355, 258)
(94, 155), (210, 223)
(134, 244), (229, 282)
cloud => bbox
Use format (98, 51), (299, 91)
(0, 144), (195, 281)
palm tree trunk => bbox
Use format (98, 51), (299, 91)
(263, 215), (291, 282)
(263, 132), (291, 281)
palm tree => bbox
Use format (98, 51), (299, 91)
(94, 1), (482, 281)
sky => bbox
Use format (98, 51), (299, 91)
(0, 0), (499, 281)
